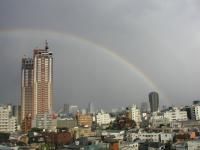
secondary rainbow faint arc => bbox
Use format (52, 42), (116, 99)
(0, 28), (170, 103)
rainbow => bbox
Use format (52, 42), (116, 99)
(0, 28), (170, 104)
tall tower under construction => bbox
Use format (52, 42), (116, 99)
(21, 57), (33, 122)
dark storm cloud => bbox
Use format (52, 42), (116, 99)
(0, 0), (200, 110)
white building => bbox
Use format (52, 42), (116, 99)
(187, 140), (200, 150)
(130, 104), (141, 127)
(129, 132), (174, 143)
(120, 141), (139, 150)
(130, 132), (160, 142)
(160, 133), (174, 143)
(101, 130), (125, 140)
(0, 105), (17, 132)
(163, 107), (187, 121)
(191, 105), (200, 120)
(96, 110), (111, 125)
(150, 113), (169, 128)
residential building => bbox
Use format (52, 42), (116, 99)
(74, 127), (95, 138)
(33, 41), (53, 118)
(150, 113), (169, 128)
(160, 133), (174, 143)
(182, 106), (192, 120)
(187, 140), (200, 150)
(130, 104), (141, 127)
(0, 105), (17, 132)
(101, 130), (125, 140)
(77, 114), (93, 127)
(32, 112), (57, 131)
(57, 118), (77, 129)
(163, 107), (188, 121)
(191, 105), (200, 120)
(130, 132), (160, 142)
(96, 110), (111, 125)
(120, 142), (139, 150)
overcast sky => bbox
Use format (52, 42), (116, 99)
(0, 0), (200, 111)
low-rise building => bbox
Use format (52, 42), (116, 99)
(32, 112), (57, 131)
(150, 113), (169, 128)
(57, 118), (77, 129)
(187, 140), (200, 150)
(164, 107), (188, 121)
(101, 130), (125, 140)
(130, 132), (160, 142)
(96, 111), (111, 125)
(77, 114), (93, 127)
(120, 141), (139, 150)
(74, 127), (95, 138)
(160, 133), (174, 143)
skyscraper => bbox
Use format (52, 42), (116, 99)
(149, 91), (159, 113)
(33, 41), (53, 118)
(21, 57), (33, 122)
(88, 101), (95, 114)
(63, 104), (69, 113)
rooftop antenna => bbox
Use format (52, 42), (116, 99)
(45, 40), (49, 50)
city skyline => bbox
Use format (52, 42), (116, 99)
(1, 1), (200, 110)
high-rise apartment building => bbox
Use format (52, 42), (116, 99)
(149, 91), (159, 113)
(33, 42), (53, 118)
(21, 42), (53, 122)
(21, 58), (33, 122)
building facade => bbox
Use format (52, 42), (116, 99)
(96, 111), (111, 125)
(57, 118), (77, 129)
(21, 58), (33, 122)
(149, 92), (159, 113)
(77, 114), (93, 127)
(163, 107), (188, 121)
(32, 112), (57, 131)
(191, 105), (200, 120)
(21, 42), (53, 124)
(130, 104), (141, 127)
(33, 42), (53, 118)
(0, 105), (17, 132)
